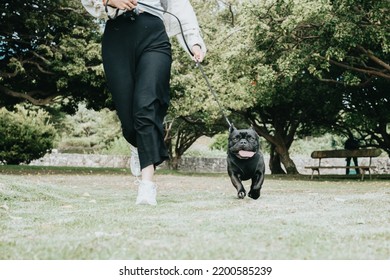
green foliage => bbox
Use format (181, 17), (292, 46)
(0, 0), (109, 112)
(101, 137), (130, 155)
(210, 132), (229, 151)
(219, 0), (390, 172)
(341, 79), (390, 156)
(56, 104), (122, 153)
(2, 0), (388, 167)
(289, 134), (344, 156)
(0, 105), (57, 164)
(169, 0), (246, 126)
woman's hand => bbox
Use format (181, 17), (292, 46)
(104, 0), (138, 10)
(191, 45), (205, 63)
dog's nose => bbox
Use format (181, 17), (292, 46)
(240, 139), (247, 145)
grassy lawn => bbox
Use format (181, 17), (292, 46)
(0, 166), (390, 260)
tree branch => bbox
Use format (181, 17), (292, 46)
(318, 76), (375, 87)
(0, 68), (19, 79)
(356, 45), (390, 72)
(0, 85), (60, 106)
(316, 55), (390, 80)
(228, 3), (235, 26)
(24, 61), (55, 75)
(32, 51), (51, 65)
(217, 27), (245, 46)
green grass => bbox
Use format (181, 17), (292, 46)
(0, 165), (130, 175)
(1, 168), (390, 260)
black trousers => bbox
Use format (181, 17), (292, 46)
(346, 157), (360, 174)
(102, 13), (172, 169)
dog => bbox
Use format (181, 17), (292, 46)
(227, 125), (265, 199)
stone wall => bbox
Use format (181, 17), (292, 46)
(178, 155), (390, 175)
(30, 152), (130, 169)
(30, 152), (390, 175)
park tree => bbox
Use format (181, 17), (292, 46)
(2, 0), (388, 169)
(306, 0), (390, 85)
(340, 78), (390, 156)
(165, 0), (241, 165)
(167, 0), (343, 174)
(56, 103), (122, 153)
(0, 0), (109, 112)
(1, 0), (232, 164)
(210, 0), (390, 173)
(0, 105), (57, 164)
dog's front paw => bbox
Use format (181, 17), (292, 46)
(248, 189), (261, 200)
(237, 190), (246, 199)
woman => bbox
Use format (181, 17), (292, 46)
(81, 0), (206, 205)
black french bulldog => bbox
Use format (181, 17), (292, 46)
(227, 125), (265, 199)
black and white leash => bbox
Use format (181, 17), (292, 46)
(105, 1), (233, 128)
(195, 60), (232, 128)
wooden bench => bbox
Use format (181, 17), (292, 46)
(305, 148), (382, 180)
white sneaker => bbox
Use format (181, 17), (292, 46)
(135, 180), (157, 206)
(130, 146), (141, 177)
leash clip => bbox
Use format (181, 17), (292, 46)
(123, 8), (140, 21)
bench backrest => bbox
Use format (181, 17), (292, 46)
(311, 149), (382, 159)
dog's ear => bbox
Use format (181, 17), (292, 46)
(250, 126), (259, 136)
(229, 124), (236, 134)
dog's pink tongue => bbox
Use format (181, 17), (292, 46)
(238, 151), (255, 158)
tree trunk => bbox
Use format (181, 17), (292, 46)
(276, 146), (299, 174)
(168, 156), (180, 170)
(249, 118), (300, 175)
(269, 144), (286, 174)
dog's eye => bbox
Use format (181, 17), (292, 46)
(231, 135), (241, 142)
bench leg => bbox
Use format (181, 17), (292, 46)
(311, 168), (320, 180)
(360, 168), (372, 181)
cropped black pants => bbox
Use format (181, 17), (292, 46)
(102, 13), (172, 169)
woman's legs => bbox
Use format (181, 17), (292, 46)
(141, 165), (155, 182)
(103, 14), (171, 170)
(102, 18), (137, 146)
(134, 39), (171, 205)
(102, 14), (171, 205)
(133, 50), (171, 170)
